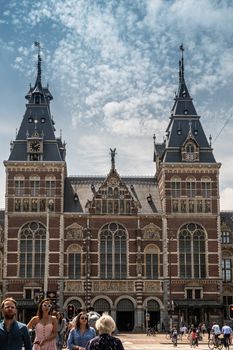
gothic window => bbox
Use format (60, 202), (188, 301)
(222, 258), (232, 282)
(201, 178), (211, 198)
(186, 178), (196, 197)
(179, 223), (206, 278)
(45, 178), (55, 196)
(145, 245), (159, 279)
(19, 222), (45, 278)
(100, 223), (127, 279)
(30, 176), (40, 196)
(14, 177), (25, 196)
(67, 245), (81, 279)
(171, 177), (181, 197)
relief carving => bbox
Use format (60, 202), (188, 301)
(144, 281), (161, 292)
(66, 281), (83, 292)
(93, 281), (134, 292)
(142, 223), (161, 240)
(66, 223), (83, 240)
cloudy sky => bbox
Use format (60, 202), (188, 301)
(0, 0), (233, 210)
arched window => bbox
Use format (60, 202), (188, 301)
(144, 245), (159, 279)
(100, 223), (127, 279)
(179, 223), (206, 278)
(67, 244), (81, 279)
(186, 177), (196, 198)
(19, 222), (46, 278)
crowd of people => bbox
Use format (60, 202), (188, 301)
(0, 297), (125, 350)
(168, 321), (233, 348)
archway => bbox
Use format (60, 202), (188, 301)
(116, 299), (134, 331)
(146, 299), (160, 329)
(93, 298), (111, 315)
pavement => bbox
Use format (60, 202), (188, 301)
(64, 332), (215, 350)
(116, 332), (214, 350)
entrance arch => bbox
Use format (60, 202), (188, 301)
(93, 298), (111, 315)
(146, 300), (160, 329)
(116, 299), (134, 331)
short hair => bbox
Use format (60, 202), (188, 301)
(1, 297), (17, 309)
(95, 315), (116, 335)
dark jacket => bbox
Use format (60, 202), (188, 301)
(85, 333), (125, 350)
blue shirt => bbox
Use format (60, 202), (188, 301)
(0, 319), (32, 350)
(67, 327), (96, 349)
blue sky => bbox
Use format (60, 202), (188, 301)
(0, 0), (233, 209)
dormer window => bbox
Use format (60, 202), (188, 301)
(35, 95), (40, 104)
(181, 140), (199, 162)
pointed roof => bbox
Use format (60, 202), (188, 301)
(8, 42), (65, 162)
(156, 45), (216, 164)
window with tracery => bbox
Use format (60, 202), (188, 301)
(67, 244), (81, 279)
(100, 223), (127, 279)
(145, 245), (159, 279)
(19, 222), (45, 278)
(179, 223), (206, 278)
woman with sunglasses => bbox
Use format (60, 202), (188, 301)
(67, 311), (96, 350)
(27, 298), (57, 349)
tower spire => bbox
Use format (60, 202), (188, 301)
(179, 44), (184, 83)
(34, 41), (42, 90)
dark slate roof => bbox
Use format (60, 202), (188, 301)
(221, 211), (233, 230)
(64, 175), (162, 214)
(8, 53), (65, 162)
(157, 47), (216, 164)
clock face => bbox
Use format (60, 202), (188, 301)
(29, 140), (41, 153)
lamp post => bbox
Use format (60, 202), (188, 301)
(168, 233), (174, 330)
(44, 199), (53, 297)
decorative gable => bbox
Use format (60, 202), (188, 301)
(86, 170), (138, 215)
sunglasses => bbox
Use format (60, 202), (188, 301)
(42, 303), (52, 308)
(80, 316), (88, 320)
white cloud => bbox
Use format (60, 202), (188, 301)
(220, 188), (233, 211)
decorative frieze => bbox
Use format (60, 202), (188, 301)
(65, 281), (83, 292)
(144, 281), (161, 292)
(65, 223), (83, 240)
(93, 280), (134, 292)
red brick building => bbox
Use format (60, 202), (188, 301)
(2, 46), (223, 330)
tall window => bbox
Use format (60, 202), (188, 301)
(201, 178), (211, 198)
(19, 222), (45, 278)
(30, 177), (40, 196)
(145, 245), (159, 279)
(179, 223), (206, 278)
(15, 177), (25, 196)
(171, 178), (181, 197)
(187, 178), (196, 197)
(46, 178), (55, 196)
(67, 245), (81, 279)
(222, 258), (232, 282)
(100, 223), (127, 279)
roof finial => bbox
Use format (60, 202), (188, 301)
(179, 44), (184, 83)
(110, 148), (116, 170)
(34, 41), (42, 87)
